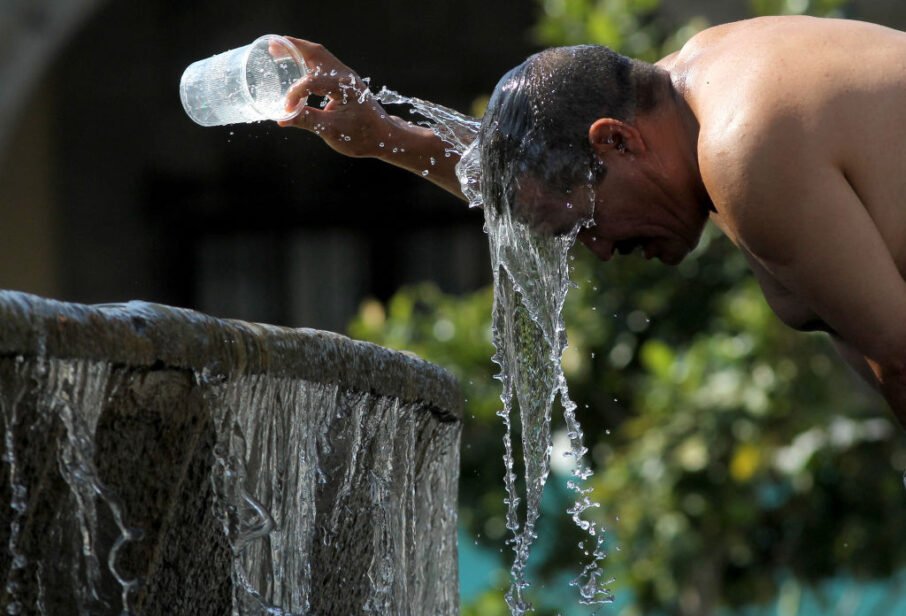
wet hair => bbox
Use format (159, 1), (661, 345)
(478, 45), (663, 215)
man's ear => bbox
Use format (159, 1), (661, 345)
(589, 118), (646, 157)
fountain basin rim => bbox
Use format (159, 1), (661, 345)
(0, 290), (461, 422)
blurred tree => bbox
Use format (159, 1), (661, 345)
(350, 0), (906, 614)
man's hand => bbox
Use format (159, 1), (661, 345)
(275, 37), (467, 199)
(276, 37), (394, 159)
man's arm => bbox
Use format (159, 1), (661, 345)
(276, 38), (469, 200)
(830, 336), (880, 389)
(829, 337), (906, 428)
(865, 358), (906, 428)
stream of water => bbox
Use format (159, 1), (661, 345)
(375, 87), (615, 611)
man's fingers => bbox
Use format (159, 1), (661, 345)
(281, 36), (361, 94)
(284, 74), (338, 110)
(285, 70), (362, 112)
(267, 40), (294, 62)
(284, 37), (329, 58)
(278, 105), (328, 132)
(285, 78), (313, 110)
(292, 73), (339, 97)
(282, 37), (345, 70)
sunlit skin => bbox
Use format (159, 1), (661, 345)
(581, 95), (714, 262)
(277, 19), (906, 425)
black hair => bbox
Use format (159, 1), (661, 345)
(478, 45), (662, 215)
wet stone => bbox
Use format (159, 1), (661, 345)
(0, 290), (461, 615)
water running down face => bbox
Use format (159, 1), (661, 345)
(482, 45), (710, 266)
(513, 171), (701, 266)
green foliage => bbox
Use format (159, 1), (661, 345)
(748, 0), (847, 18)
(352, 231), (906, 614)
(534, 0), (848, 60)
(592, 270), (906, 612)
(349, 285), (499, 422)
(534, 0), (709, 59)
(348, 0), (906, 614)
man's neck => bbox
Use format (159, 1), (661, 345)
(644, 76), (711, 214)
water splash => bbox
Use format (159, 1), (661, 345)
(0, 358), (142, 615)
(203, 372), (460, 615)
(374, 86), (480, 158)
(2, 357), (29, 615)
(2, 346), (459, 615)
(206, 373), (324, 615)
(385, 89), (614, 610)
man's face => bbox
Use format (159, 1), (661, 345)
(512, 175), (595, 236)
(515, 171), (703, 266)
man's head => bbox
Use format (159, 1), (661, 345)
(478, 44), (707, 264)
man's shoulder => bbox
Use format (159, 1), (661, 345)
(698, 107), (809, 203)
(698, 113), (826, 262)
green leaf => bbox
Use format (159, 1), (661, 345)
(640, 339), (675, 380)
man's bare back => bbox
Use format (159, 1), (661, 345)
(657, 17), (906, 417)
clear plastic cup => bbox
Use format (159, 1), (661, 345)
(180, 34), (307, 126)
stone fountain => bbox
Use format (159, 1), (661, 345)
(0, 290), (461, 615)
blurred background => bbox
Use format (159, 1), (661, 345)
(4, 0), (906, 614)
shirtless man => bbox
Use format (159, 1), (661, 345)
(277, 16), (906, 425)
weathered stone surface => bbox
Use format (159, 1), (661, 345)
(0, 290), (462, 421)
(0, 290), (461, 615)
